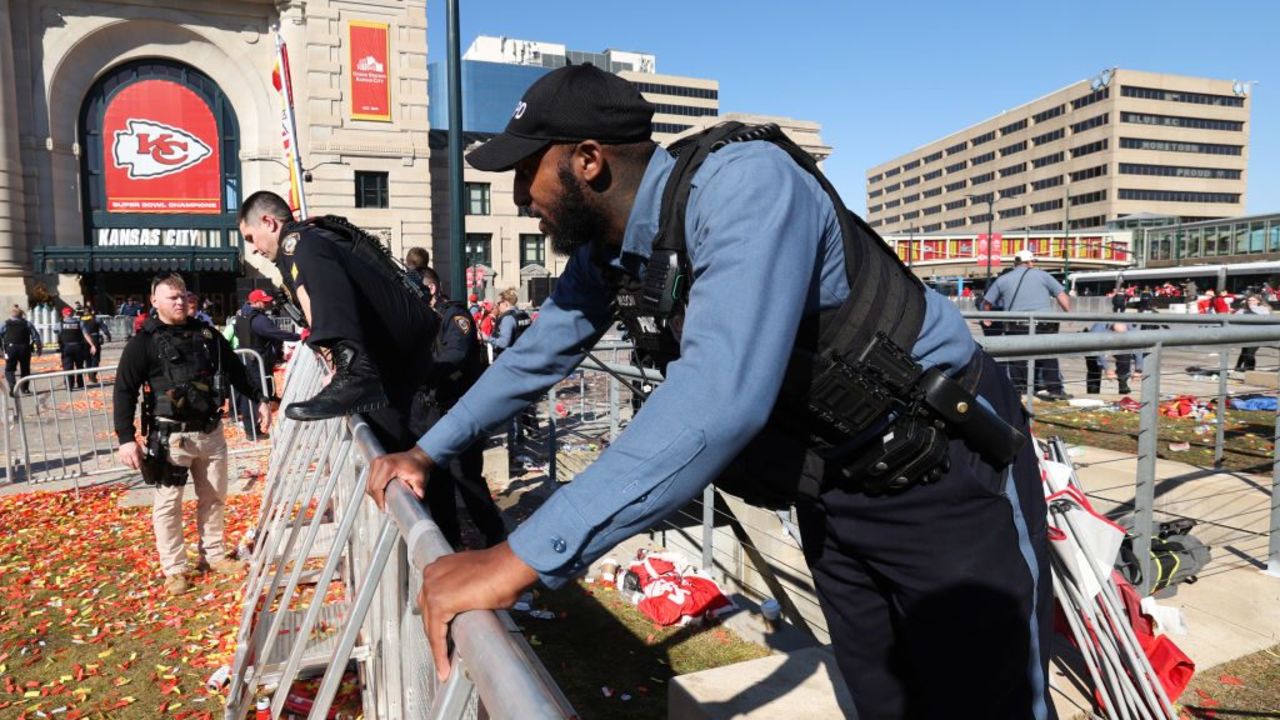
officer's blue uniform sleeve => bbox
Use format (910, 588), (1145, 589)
(417, 245), (613, 463)
(491, 315), (517, 349)
(507, 145), (827, 586)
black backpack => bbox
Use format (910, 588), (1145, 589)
(1115, 517), (1212, 598)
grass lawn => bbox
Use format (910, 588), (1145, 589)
(1178, 645), (1280, 719)
(519, 578), (770, 719)
(1032, 405), (1276, 473)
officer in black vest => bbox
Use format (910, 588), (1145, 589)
(237, 191), (438, 451)
(232, 289), (301, 439)
(114, 273), (270, 596)
(1, 306), (42, 394)
(408, 267), (506, 549)
(80, 308), (112, 383)
(57, 307), (95, 391)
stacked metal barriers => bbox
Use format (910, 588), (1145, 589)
(4, 349), (271, 491)
(224, 348), (575, 720)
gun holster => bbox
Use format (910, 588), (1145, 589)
(140, 429), (189, 488)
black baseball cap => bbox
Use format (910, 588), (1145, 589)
(465, 64), (656, 172)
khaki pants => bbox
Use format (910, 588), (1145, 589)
(151, 423), (229, 577)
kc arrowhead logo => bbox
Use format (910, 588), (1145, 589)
(111, 119), (213, 179)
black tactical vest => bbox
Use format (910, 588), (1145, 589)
(143, 320), (223, 425)
(58, 317), (84, 347)
(3, 319), (31, 348)
(601, 122), (928, 508)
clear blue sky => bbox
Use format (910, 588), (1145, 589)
(426, 0), (1278, 217)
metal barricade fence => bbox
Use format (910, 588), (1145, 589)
(226, 348), (575, 720)
(517, 322), (1280, 643)
(5, 347), (276, 487)
(11, 366), (121, 492)
(225, 348), (273, 451)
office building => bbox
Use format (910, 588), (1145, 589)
(428, 35), (723, 300)
(865, 69), (1251, 238)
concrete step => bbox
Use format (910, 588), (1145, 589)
(669, 645), (855, 719)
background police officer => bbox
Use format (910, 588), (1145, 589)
(366, 65), (1052, 719)
(237, 191), (437, 451)
(1, 306), (41, 393)
(410, 267), (506, 549)
(233, 289), (300, 439)
(57, 306), (95, 391)
(114, 273), (271, 596)
(80, 306), (111, 383)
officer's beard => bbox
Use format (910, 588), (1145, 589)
(545, 164), (609, 257)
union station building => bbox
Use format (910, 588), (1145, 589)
(0, 0), (430, 311)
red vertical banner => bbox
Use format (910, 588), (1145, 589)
(976, 233), (1003, 268)
(349, 21), (391, 121)
(103, 80), (221, 214)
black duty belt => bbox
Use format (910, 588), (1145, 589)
(823, 341), (1027, 496)
(155, 417), (220, 434)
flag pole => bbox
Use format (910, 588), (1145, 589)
(273, 25), (309, 218)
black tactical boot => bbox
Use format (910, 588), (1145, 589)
(285, 341), (389, 421)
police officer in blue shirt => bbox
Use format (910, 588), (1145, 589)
(367, 65), (1052, 719)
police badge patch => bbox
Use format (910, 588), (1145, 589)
(453, 315), (471, 335)
(282, 233), (299, 256)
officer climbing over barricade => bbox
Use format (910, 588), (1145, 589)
(1, 306), (41, 394)
(80, 306), (112, 383)
(409, 266), (507, 549)
(57, 306), (96, 391)
(233, 289), (300, 440)
(367, 65), (1053, 719)
(236, 191), (438, 450)
(113, 272), (271, 596)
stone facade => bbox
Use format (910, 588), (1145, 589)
(1, 0), (429, 309)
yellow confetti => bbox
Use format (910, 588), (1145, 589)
(96, 648), (113, 659)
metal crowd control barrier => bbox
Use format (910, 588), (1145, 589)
(5, 347), (274, 487)
(977, 319), (1280, 586)
(519, 321), (1280, 640)
(11, 365), (120, 492)
(225, 348), (273, 450)
(226, 348), (574, 719)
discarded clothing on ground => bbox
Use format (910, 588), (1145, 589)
(1229, 395), (1278, 412)
(625, 550), (731, 626)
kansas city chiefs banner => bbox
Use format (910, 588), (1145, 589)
(104, 79), (221, 214)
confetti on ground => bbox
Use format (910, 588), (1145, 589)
(0, 485), (258, 716)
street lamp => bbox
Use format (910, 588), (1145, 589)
(967, 193), (997, 287)
(1062, 190), (1071, 278)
